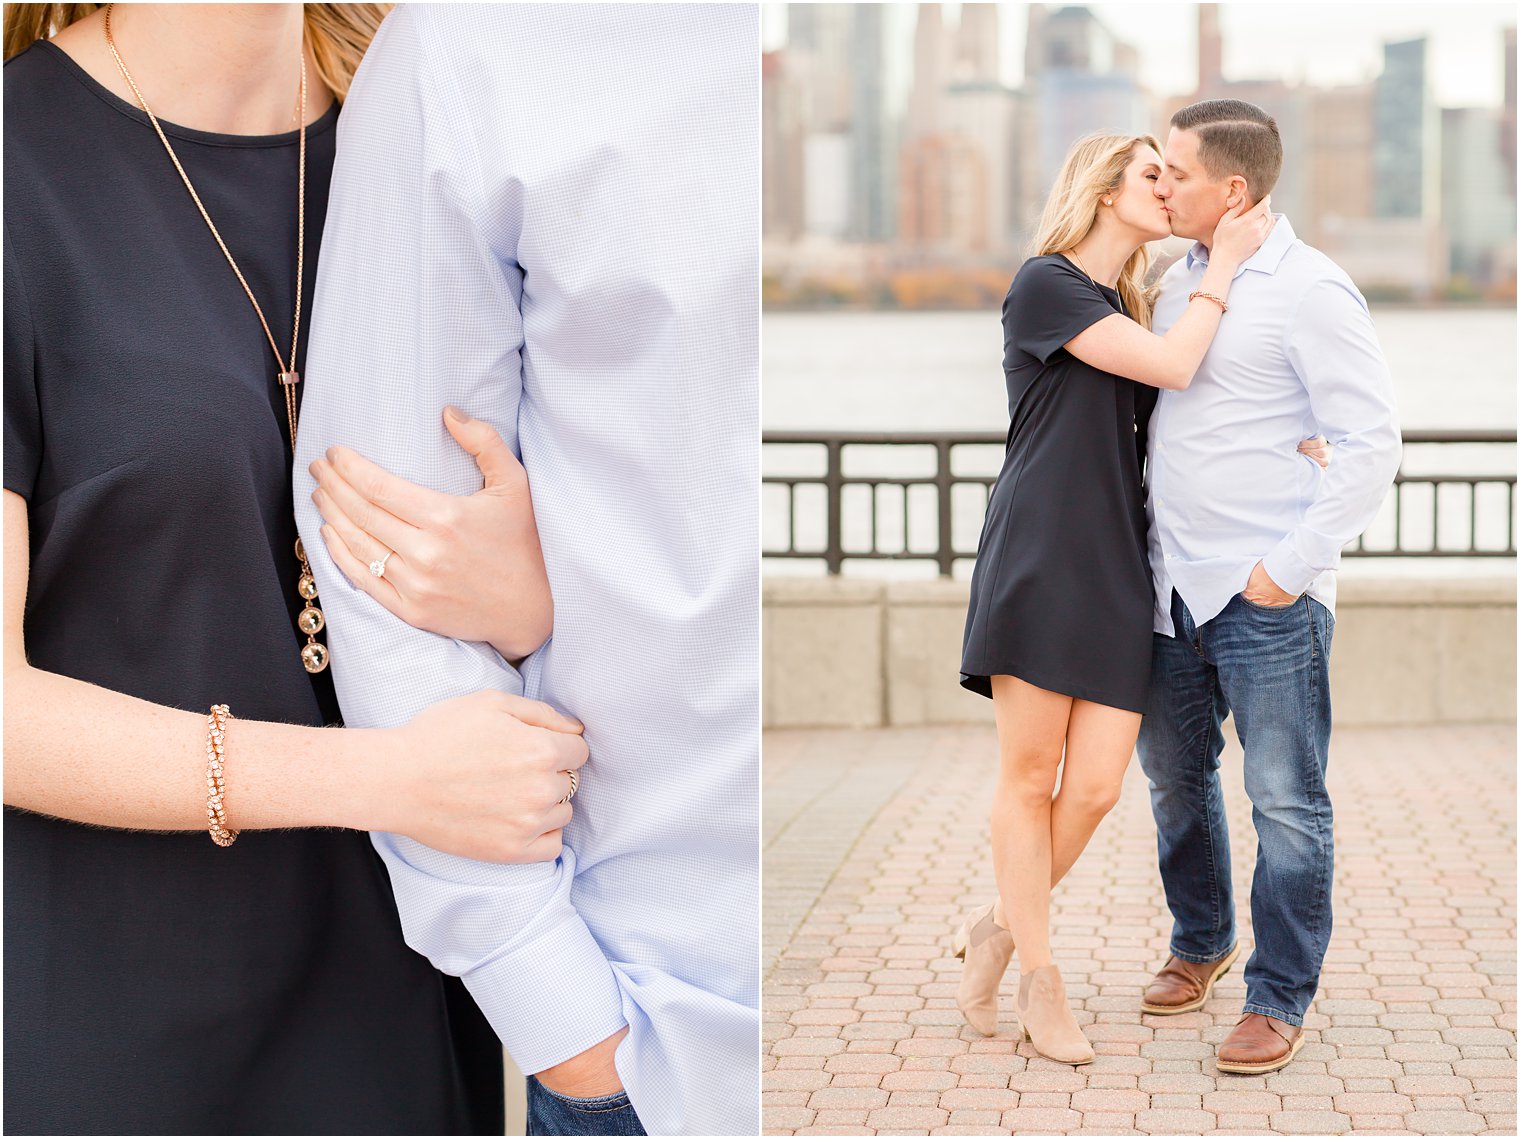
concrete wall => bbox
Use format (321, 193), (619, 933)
(763, 575), (1517, 729)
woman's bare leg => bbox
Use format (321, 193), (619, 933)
(988, 674), (1073, 974)
(1049, 698), (1142, 884)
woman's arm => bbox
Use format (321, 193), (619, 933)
(3, 489), (581, 860)
(1066, 197), (1275, 391)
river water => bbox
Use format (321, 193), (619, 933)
(763, 307), (1517, 578)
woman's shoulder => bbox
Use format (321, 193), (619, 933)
(1005, 253), (1093, 303)
(4, 43), (81, 153)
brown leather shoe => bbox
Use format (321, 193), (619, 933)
(1216, 1012), (1305, 1074)
(1140, 944), (1240, 1015)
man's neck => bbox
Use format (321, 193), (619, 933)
(53, 4), (333, 135)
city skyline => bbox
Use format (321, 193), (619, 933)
(762, 3), (1517, 110)
(764, 3), (1517, 306)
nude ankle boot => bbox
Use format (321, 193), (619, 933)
(1016, 964), (1094, 1064)
(952, 902), (1014, 1036)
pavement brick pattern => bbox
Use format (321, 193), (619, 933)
(763, 724), (1516, 1135)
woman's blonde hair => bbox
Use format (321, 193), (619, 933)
(1031, 131), (1163, 330)
(3, 4), (391, 100)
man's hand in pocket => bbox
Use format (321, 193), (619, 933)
(1241, 561), (1298, 607)
(535, 1025), (629, 1098)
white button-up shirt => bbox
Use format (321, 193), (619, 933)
(291, 7), (759, 1135)
(1146, 215), (1402, 636)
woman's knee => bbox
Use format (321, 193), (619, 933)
(1061, 776), (1123, 820)
(993, 751), (1063, 810)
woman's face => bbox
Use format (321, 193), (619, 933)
(1108, 146), (1171, 242)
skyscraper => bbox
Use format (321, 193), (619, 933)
(1442, 106), (1516, 284)
(905, 3), (949, 139)
(955, 4), (1000, 84)
(850, 4), (895, 243)
(1374, 37), (1440, 220)
(762, 50), (806, 244)
(1198, 5), (1223, 96)
(1503, 26), (1516, 198)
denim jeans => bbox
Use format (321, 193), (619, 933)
(1136, 589), (1335, 1026)
(525, 1077), (646, 1136)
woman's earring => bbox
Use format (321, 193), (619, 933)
(1104, 198), (1112, 206)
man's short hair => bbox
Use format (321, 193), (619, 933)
(1170, 99), (1282, 200)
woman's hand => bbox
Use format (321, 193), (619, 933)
(374, 690), (587, 863)
(1210, 194), (1274, 269)
(311, 407), (552, 662)
(1298, 434), (1331, 469)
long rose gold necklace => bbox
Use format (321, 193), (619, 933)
(104, 4), (330, 674)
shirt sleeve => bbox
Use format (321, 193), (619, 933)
(4, 223), (41, 501)
(1261, 276), (1403, 595)
(1003, 256), (1123, 366)
(291, 8), (626, 1076)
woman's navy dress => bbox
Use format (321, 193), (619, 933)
(961, 255), (1157, 713)
(4, 42), (504, 1134)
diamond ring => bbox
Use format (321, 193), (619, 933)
(369, 550), (394, 579)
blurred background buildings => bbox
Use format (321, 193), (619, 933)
(763, 4), (1518, 307)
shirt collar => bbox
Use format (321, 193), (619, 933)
(1184, 213), (1296, 276)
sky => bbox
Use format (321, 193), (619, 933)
(761, 2), (1516, 110)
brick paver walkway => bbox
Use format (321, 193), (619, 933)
(763, 724), (1516, 1135)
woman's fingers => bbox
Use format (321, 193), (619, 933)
(311, 457), (418, 556)
(311, 483), (413, 586)
(501, 692), (584, 735)
(320, 522), (408, 617)
(443, 406), (526, 492)
(322, 445), (445, 528)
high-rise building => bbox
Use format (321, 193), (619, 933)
(786, 3), (853, 131)
(955, 4), (1000, 84)
(945, 81), (1020, 252)
(762, 50), (806, 244)
(1503, 27), (1516, 197)
(850, 5), (895, 243)
(1374, 37), (1440, 220)
(1304, 84), (1375, 247)
(1026, 8), (1150, 204)
(905, 3), (949, 139)
(1198, 5), (1223, 96)
(1442, 106), (1516, 284)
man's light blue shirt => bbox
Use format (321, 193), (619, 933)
(291, 7), (759, 1135)
(1146, 215), (1402, 636)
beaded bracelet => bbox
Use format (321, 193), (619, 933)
(205, 703), (238, 847)
(1189, 289), (1228, 313)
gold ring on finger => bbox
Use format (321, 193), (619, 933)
(559, 768), (578, 804)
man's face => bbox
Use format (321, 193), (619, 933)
(1156, 127), (1240, 245)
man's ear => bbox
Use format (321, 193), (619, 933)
(1225, 176), (1250, 208)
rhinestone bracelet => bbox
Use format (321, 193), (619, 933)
(205, 704), (238, 847)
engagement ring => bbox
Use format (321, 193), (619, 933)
(369, 551), (393, 578)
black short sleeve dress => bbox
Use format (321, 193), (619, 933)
(960, 255), (1157, 713)
(3, 43), (504, 1135)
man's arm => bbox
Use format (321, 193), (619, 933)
(292, 8), (626, 1077)
(1261, 276), (1402, 595)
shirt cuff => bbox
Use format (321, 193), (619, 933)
(461, 902), (629, 1075)
(1261, 534), (1322, 599)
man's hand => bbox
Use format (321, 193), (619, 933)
(1241, 560), (1297, 608)
(535, 1026), (629, 1098)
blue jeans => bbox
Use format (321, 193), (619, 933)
(525, 1077), (646, 1136)
(1136, 589), (1335, 1026)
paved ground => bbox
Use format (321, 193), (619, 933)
(763, 723), (1516, 1136)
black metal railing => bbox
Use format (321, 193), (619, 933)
(762, 429), (1517, 576)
